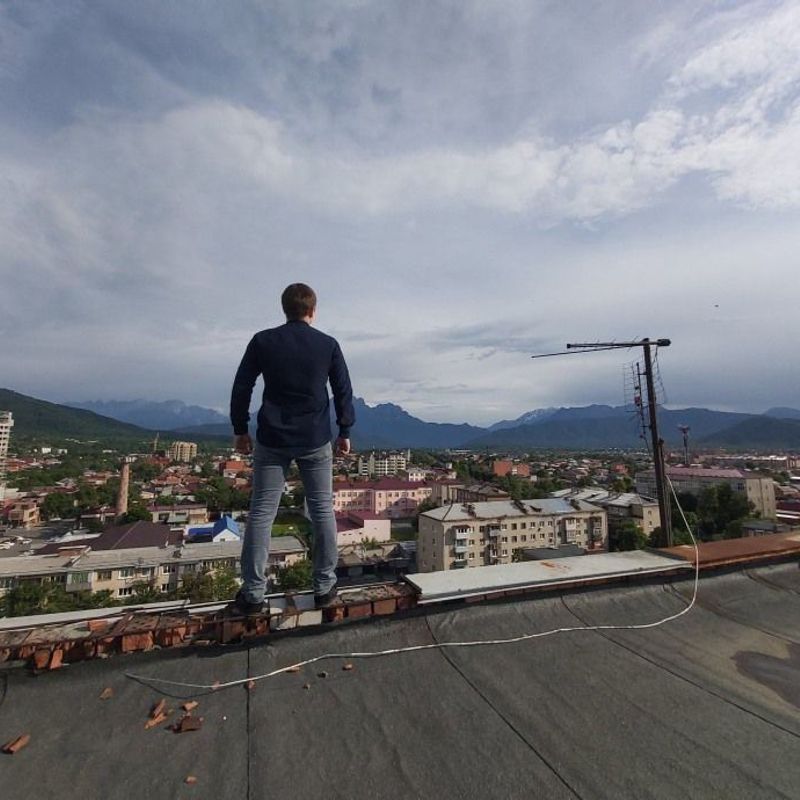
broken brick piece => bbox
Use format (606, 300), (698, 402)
(185, 776), (198, 785)
(144, 712), (168, 730)
(174, 715), (204, 733)
(149, 699), (166, 719)
(343, 663), (354, 671)
(246, 680), (256, 691)
(33, 649), (50, 670)
(2, 734), (31, 754)
(211, 680), (221, 691)
(99, 687), (113, 700)
(181, 701), (199, 712)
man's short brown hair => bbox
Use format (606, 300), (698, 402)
(281, 283), (317, 320)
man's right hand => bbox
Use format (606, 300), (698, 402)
(234, 434), (253, 454)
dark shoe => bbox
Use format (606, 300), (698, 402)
(228, 589), (264, 617)
(314, 584), (339, 608)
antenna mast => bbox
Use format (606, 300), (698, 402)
(532, 338), (673, 546)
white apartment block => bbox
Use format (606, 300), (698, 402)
(357, 451), (409, 477)
(0, 411), (13, 503)
(169, 441), (198, 462)
(417, 499), (607, 573)
(636, 467), (776, 519)
(0, 538), (306, 600)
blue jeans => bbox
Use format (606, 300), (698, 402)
(240, 440), (337, 602)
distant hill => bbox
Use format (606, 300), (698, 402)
(467, 406), (755, 450)
(173, 396), (482, 449)
(0, 388), (149, 440)
(764, 407), (800, 421)
(487, 407), (557, 431)
(66, 399), (228, 430)
(700, 417), (800, 450)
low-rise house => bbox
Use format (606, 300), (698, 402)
(335, 512), (391, 546)
(185, 515), (242, 543)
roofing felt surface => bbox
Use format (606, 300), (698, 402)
(2, 564), (800, 799)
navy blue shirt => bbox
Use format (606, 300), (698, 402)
(230, 320), (355, 448)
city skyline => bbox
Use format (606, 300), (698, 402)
(2, 2), (799, 426)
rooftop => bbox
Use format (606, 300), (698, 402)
(1, 552), (799, 798)
(423, 498), (603, 521)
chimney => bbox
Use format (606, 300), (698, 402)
(116, 461), (130, 518)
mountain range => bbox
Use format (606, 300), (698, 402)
(3, 388), (800, 451)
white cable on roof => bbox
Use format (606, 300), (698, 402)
(126, 478), (699, 692)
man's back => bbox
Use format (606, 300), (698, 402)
(230, 319), (354, 449)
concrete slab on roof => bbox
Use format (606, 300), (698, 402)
(406, 551), (692, 603)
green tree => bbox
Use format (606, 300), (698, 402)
(124, 580), (163, 605)
(117, 505), (152, 524)
(696, 483), (753, 539)
(609, 519), (649, 552)
(41, 492), (77, 521)
(275, 559), (313, 591)
(176, 566), (239, 602)
(132, 461), (162, 482)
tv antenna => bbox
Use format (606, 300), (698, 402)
(678, 425), (690, 467)
(531, 338), (673, 546)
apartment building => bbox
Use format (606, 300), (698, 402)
(636, 467), (776, 519)
(417, 498), (607, 573)
(169, 441), (198, 462)
(333, 479), (433, 518)
(0, 411), (12, 503)
(149, 503), (208, 526)
(0, 538), (306, 600)
(552, 488), (661, 537)
(357, 451), (410, 478)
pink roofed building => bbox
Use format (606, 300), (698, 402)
(333, 479), (433, 518)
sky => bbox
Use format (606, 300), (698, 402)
(1, 0), (799, 426)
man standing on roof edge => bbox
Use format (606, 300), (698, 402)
(229, 282), (355, 613)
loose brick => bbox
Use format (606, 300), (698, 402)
(181, 701), (199, 712)
(49, 648), (64, 670)
(185, 776), (198, 785)
(144, 712), (168, 730)
(173, 715), (203, 733)
(150, 699), (166, 719)
(2, 734), (31, 754)
(33, 649), (50, 670)
(87, 619), (110, 633)
(342, 663), (354, 671)
(246, 680), (256, 691)
(100, 687), (113, 700)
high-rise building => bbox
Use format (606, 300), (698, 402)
(169, 441), (198, 462)
(0, 411), (13, 503)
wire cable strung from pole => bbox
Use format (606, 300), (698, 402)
(125, 479), (699, 694)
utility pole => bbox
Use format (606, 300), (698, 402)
(642, 340), (671, 546)
(531, 337), (673, 547)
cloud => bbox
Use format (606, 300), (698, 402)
(1, 1), (799, 424)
